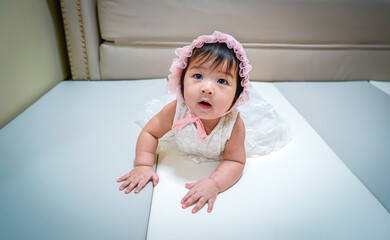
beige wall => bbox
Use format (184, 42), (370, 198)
(0, 0), (69, 128)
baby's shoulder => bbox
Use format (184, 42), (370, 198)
(233, 114), (245, 132)
(155, 99), (177, 125)
(229, 114), (245, 141)
(225, 108), (243, 127)
(160, 99), (177, 114)
(166, 99), (177, 109)
(223, 113), (246, 159)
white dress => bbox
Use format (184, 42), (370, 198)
(136, 87), (292, 163)
(172, 99), (239, 163)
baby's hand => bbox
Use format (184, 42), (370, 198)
(117, 166), (159, 194)
(181, 178), (220, 214)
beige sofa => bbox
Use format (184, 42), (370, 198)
(0, 0), (389, 239)
(62, 0), (390, 81)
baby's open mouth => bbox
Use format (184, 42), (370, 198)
(199, 101), (212, 109)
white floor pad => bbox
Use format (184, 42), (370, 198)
(146, 82), (390, 240)
(0, 79), (167, 240)
(370, 80), (390, 95)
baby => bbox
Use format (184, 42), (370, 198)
(117, 31), (288, 214)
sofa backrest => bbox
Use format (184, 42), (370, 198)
(99, 0), (390, 45)
(62, 0), (390, 81)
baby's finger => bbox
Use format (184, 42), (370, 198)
(119, 179), (130, 191)
(125, 178), (139, 194)
(192, 196), (208, 214)
(183, 192), (200, 209)
(185, 182), (196, 189)
(181, 190), (195, 206)
(117, 173), (130, 182)
(134, 179), (148, 194)
(152, 174), (159, 186)
(119, 176), (134, 190)
(207, 198), (216, 213)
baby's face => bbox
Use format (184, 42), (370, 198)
(183, 58), (237, 120)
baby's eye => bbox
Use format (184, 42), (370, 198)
(193, 74), (203, 79)
(217, 79), (227, 85)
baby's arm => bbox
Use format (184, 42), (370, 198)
(181, 115), (246, 213)
(117, 100), (177, 194)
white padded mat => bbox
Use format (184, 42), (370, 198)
(370, 81), (390, 95)
(274, 81), (390, 212)
(147, 82), (390, 240)
(0, 79), (167, 240)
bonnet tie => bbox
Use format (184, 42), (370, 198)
(172, 110), (232, 141)
(172, 112), (207, 141)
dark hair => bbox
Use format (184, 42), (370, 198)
(180, 43), (244, 108)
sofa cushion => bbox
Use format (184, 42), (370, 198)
(98, 0), (390, 44)
(100, 41), (390, 81)
(97, 0), (390, 81)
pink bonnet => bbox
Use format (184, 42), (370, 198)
(167, 31), (252, 107)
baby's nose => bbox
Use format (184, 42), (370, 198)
(201, 83), (214, 95)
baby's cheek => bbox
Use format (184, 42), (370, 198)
(183, 91), (198, 105)
(221, 92), (235, 108)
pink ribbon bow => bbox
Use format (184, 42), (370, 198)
(171, 109), (232, 141)
(172, 112), (208, 141)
